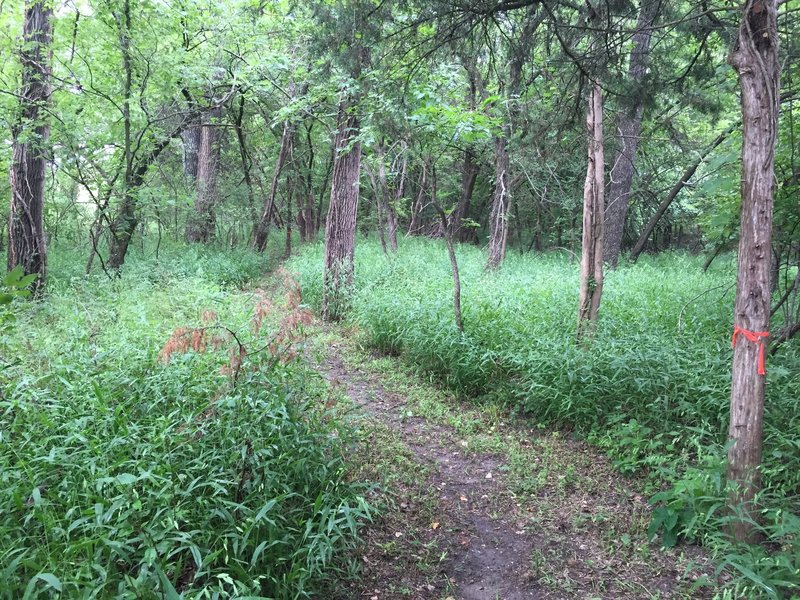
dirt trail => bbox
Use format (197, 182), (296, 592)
(307, 328), (712, 600)
(322, 345), (543, 600)
(320, 347), (545, 600)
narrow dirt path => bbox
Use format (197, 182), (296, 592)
(321, 344), (543, 600)
(244, 268), (717, 600)
(305, 326), (715, 600)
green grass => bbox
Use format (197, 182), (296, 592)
(0, 241), (372, 599)
(287, 237), (800, 598)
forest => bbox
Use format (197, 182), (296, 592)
(0, 0), (798, 598)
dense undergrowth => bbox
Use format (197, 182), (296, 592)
(0, 241), (371, 599)
(288, 238), (800, 598)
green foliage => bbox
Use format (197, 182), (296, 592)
(0, 245), (371, 599)
(0, 266), (37, 351)
(288, 237), (800, 598)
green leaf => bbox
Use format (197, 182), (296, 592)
(115, 473), (137, 485)
(156, 566), (182, 600)
(661, 527), (678, 548)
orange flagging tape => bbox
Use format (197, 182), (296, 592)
(732, 325), (770, 376)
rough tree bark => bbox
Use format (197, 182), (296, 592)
(726, 0), (780, 544)
(181, 119), (201, 180)
(186, 90), (223, 243)
(107, 0), (136, 271)
(322, 100), (362, 321)
(486, 134), (511, 270)
(7, 0), (52, 296)
(577, 82), (605, 341)
(603, 0), (660, 267)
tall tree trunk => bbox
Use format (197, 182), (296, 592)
(186, 99), (222, 243)
(454, 70), (480, 243)
(298, 122), (316, 242)
(254, 120), (293, 251)
(434, 204), (463, 332)
(366, 162), (388, 254)
(108, 191), (137, 270)
(389, 147), (407, 250)
(629, 123), (737, 262)
(483, 4), (543, 265)
(374, 140), (398, 252)
(486, 134), (511, 271)
(181, 119), (201, 180)
(454, 149), (479, 242)
(408, 161), (428, 236)
(233, 95), (258, 238)
(108, 0), (135, 271)
(577, 82), (605, 342)
(603, 0), (660, 267)
(7, 0), (52, 296)
(285, 174), (293, 258)
(726, 0), (780, 544)
(322, 100), (362, 321)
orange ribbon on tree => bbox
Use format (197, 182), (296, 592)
(732, 325), (770, 376)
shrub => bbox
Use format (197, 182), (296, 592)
(0, 244), (371, 599)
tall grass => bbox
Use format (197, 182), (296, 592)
(0, 242), (371, 599)
(288, 237), (799, 597)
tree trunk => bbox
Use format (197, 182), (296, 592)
(629, 123), (737, 262)
(603, 0), (659, 267)
(298, 122), (316, 242)
(285, 174), (293, 258)
(322, 100), (362, 321)
(316, 144), (335, 235)
(7, 0), (52, 296)
(486, 134), (511, 271)
(726, 0), (780, 544)
(233, 95), (258, 239)
(186, 100), (222, 243)
(577, 82), (605, 342)
(435, 204), (463, 332)
(454, 149), (479, 243)
(254, 120), (293, 251)
(108, 191), (137, 271)
(454, 69), (480, 243)
(408, 162), (428, 236)
(376, 141), (399, 252)
(389, 148), (406, 249)
(181, 119), (201, 180)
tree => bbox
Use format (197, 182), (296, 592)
(603, 0), (660, 267)
(726, 0), (781, 544)
(322, 98), (362, 320)
(486, 134), (511, 270)
(576, 79), (605, 341)
(7, 0), (52, 296)
(254, 101), (296, 252)
(186, 75), (224, 243)
(320, 0), (373, 321)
